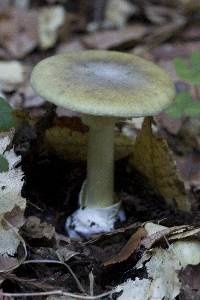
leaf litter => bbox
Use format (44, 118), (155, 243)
(0, 0), (200, 299)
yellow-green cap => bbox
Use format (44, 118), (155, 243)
(31, 50), (175, 118)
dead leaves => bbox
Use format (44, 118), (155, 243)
(0, 134), (26, 273)
(0, 6), (71, 59)
(113, 222), (200, 300)
(22, 216), (55, 241)
(0, 8), (38, 59)
(38, 6), (66, 50)
(44, 120), (134, 161)
(82, 24), (147, 50)
(129, 117), (190, 211)
(0, 61), (25, 92)
(103, 227), (147, 266)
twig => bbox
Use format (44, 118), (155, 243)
(22, 259), (85, 294)
(0, 290), (112, 299)
(89, 271), (94, 296)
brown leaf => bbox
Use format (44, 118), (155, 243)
(23, 216), (55, 240)
(0, 8), (38, 58)
(44, 120), (134, 161)
(175, 152), (200, 189)
(155, 112), (183, 135)
(82, 24), (147, 50)
(103, 227), (147, 266)
(129, 117), (190, 211)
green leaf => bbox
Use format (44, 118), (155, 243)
(0, 97), (16, 132)
(166, 91), (200, 119)
(0, 154), (9, 173)
(174, 52), (200, 85)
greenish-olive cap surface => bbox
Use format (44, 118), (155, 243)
(31, 50), (175, 117)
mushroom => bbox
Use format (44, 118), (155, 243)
(31, 50), (175, 238)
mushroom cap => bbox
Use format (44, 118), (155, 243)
(31, 50), (175, 118)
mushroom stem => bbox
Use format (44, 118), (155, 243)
(82, 115), (115, 208)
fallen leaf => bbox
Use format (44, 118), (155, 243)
(179, 118), (200, 151)
(58, 38), (85, 54)
(9, 86), (45, 109)
(105, 0), (136, 28)
(152, 42), (200, 61)
(171, 240), (200, 267)
(114, 248), (181, 300)
(114, 278), (151, 300)
(0, 136), (25, 218)
(0, 218), (26, 273)
(82, 24), (146, 50)
(0, 61), (25, 92)
(129, 117), (190, 211)
(144, 222), (200, 248)
(0, 8), (38, 58)
(103, 227), (147, 266)
(145, 248), (181, 299)
(45, 123), (134, 161)
(175, 152), (200, 188)
(155, 112), (183, 135)
(0, 135), (26, 273)
(142, 224), (187, 249)
(116, 229), (200, 300)
(23, 216), (55, 240)
(38, 6), (66, 50)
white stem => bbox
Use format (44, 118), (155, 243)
(82, 116), (115, 208)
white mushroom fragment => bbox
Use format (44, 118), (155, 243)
(31, 50), (175, 238)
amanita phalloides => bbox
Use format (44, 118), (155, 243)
(31, 50), (175, 238)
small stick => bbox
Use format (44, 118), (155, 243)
(89, 271), (94, 296)
(0, 290), (112, 299)
(22, 259), (85, 294)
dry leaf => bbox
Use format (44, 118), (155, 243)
(38, 6), (66, 50)
(144, 222), (200, 248)
(0, 135), (26, 272)
(116, 241), (200, 299)
(0, 8), (38, 58)
(0, 136), (26, 218)
(105, 0), (136, 28)
(115, 278), (151, 300)
(129, 117), (190, 211)
(23, 216), (55, 240)
(45, 125), (134, 161)
(103, 227), (147, 266)
(175, 152), (200, 189)
(0, 226), (20, 256)
(115, 248), (181, 300)
(0, 219), (27, 273)
(9, 86), (44, 108)
(142, 225), (187, 249)
(82, 25), (146, 50)
(0, 61), (25, 92)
